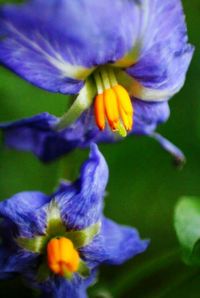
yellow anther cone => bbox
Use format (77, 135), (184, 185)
(47, 238), (60, 265)
(59, 237), (74, 264)
(104, 88), (119, 131)
(50, 263), (60, 275)
(113, 84), (133, 115)
(113, 84), (133, 131)
(93, 71), (134, 134)
(128, 114), (133, 131)
(47, 237), (80, 276)
(69, 250), (80, 272)
(118, 106), (130, 131)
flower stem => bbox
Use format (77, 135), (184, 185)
(154, 269), (199, 298)
(55, 78), (96, 131)
(111, 249), (179, 297)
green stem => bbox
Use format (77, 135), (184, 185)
(111, 249), (179, 297)
(154, 269), (199, 298)
(55, 79), (96, 131)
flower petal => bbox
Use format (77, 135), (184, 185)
(81, 217), (149, 266)
(0, 191), (49, 237)
(56, 144), (109, 230)
(0, 247), (14, 279)
(127, 0), (194, 101)
(132, 98), (170, 135)
(0, 113), (81, 162)
(0, 2), (89, 93)
(0, 0), (141, 93)
(151, 132), (185, 165)
(38, 273), (96, 298)
(0, 247), (37, 276)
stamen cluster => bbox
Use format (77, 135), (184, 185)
(94, 68), (133, 136)
(47, 237), (80, 277)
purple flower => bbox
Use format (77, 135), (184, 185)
(0, 0), (193, 137)
(0, 144), (148, 298)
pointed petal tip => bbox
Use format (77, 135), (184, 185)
(140, 239), (151, 253)
(89, 143), (103, 160)
(89, 142), (99, 156)
(89, 143), (109, 180)
(151, 133), (186, 168)
(128, 227), (150, 256)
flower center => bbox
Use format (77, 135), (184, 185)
(93, 67), (134, 136)
(47, 237), (80, 276)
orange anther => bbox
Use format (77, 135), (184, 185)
(104, 88), (119, 131)
(47, 237), (80, 276)
(94, 93), (105, 130)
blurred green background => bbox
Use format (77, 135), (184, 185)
(0, 0), (200, 297)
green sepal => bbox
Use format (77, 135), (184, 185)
(55, 78), (97, 131)
(64, 222), (101, 249)
(174, 196), (200, 265)
(78, 260), (90, 278)
(46, 200), (67, 237)
(17, 236), (46, 253)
